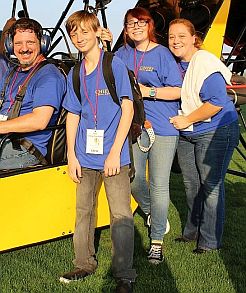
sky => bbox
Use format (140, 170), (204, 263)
(0, 0), (137, 53)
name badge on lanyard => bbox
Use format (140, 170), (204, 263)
(0, 114), (8, 121)
(86, 129), (104, 154)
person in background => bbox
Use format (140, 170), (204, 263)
(0, 17), (16, 80)
(0, 18), (65, 169)
(102, 7), (182, 264)
(60, 10), (136, 293)
(169, 18), (239, 253)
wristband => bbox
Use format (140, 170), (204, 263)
(149, 87), (157, 98)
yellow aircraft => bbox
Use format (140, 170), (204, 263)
(0, 0), (245, 253)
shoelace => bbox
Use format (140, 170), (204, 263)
(149, 245), (162, 258)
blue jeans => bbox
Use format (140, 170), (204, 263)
(131, 131), (178, 241)
(73, 166), (136, 281)
(177, 121), (239, 249)
(0, 138), (39, 169)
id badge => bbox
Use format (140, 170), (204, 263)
(0, 114), (8, 121)
(86, 129), (104, 154)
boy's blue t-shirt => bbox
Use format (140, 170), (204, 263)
(63, 52), (133, 170)
(116, 44), (182, 136)
(179, 62), (238, 136)
(0, 63), (66, 155)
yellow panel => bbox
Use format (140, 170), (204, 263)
(0, 166), (137, 252)
(203, 0), (231, 57)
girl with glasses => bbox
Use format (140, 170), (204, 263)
(102, 7), (182, 264)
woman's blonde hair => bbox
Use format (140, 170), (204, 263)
(169, 18), (203, 49)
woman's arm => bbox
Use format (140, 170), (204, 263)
(139, 83), (181, 100)
(170, 102), (222, 130)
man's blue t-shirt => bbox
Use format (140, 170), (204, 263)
(63, 52), (133, 170)
(0, 63), (66, 155)
(116, 44), (182, 136)
(179, 61), (238, 136)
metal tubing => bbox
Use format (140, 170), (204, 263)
(50, 0), (75, 41)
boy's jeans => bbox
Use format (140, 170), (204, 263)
(73, 165), (136, 281)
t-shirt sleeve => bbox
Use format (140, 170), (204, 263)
(200, 72), (228, 107)
(62, 68), (82, 115)
(32, 65), (66, 113)
(159, 48), (182, 87)
(111, 56), (133, 103)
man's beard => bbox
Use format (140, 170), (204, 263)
(19, 53), (36, 69)
(20, 60), (34, 68)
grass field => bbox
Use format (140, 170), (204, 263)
(0, 108), (245, 293)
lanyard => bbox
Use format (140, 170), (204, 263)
(82, 51), (101, 129)
(7, 55), (45, 113)
(134, 42), (150, 78)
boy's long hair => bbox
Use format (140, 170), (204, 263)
(123, 7), (157, 46)
(65, 10), (100, 36)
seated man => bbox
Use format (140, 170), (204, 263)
(0, 18), (66, 169)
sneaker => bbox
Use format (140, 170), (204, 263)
(164, 219), (170, 235)
(59, 268), (93, 283)
(115, 279), (133, 293)
(147, 243), (163, 264)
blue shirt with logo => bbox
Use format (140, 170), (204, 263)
(116, 44), (182, 136)
(63, 52), (133, 170)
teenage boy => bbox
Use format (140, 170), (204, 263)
(60, 10), (136, 293)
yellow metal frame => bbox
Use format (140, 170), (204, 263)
(0, 166), (137, 252)
(203, 0), (231, 57)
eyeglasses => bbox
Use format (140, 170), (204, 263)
(125, 20), (148, 28)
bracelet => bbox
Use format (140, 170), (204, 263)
(149, 87), (157, 98)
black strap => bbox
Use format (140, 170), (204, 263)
(19, 138), (48, 165)
(102, 51), (135, 178)
(102, 51), (120, 106)
(72, 61), (82, 103)
(7, 60), (49, 120)
(0, 66), (18, 110)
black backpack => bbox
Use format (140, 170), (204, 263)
(72, 51), (145, 143)
(72, 51), (148, 179)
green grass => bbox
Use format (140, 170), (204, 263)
(1, 108), (245, 293)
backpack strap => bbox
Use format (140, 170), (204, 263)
(102, 51), (120, 106)
(7, 60), (50, 120)
(72, 61), (82, 103)
(102, 51), (136, 179)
